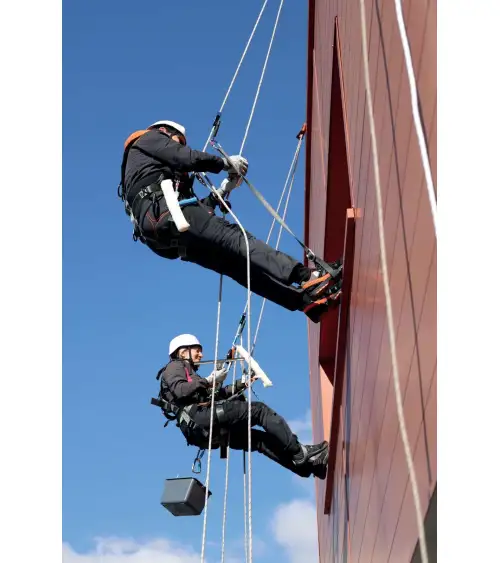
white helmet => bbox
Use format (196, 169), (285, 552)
(169, 333), (202, 357)
(149, 120), (187, 138)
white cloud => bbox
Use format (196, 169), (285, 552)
(63, 499), (319, 563)
(62, 537), (202, 563)
(271, 499), (319, 563)
(288, 409), (313, 445)
(62, 536), (247, 563)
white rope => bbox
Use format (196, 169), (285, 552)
(252, 136), (303, 351)
(234, 134), (304, 350)
(201, 4), (285, 560)
(217, 135), (302, 562)
(394, 0), (437, 233)
(359, 1), (429, 562)
(199, 4), (269, 549)
(202, 0), (269, 152)
(241, 338), (249, 563)
(243, 457), (248, 563)
(239, 0), (285, 154)
(233, 5), (286, 559)
(246, 304), (253, 563)
(199, 185), (252, 563)
(200, 273), (224, 563)
(220, 358), (240, 563)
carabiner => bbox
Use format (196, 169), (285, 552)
(192, 448), (205, 474)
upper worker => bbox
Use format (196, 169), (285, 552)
(118, 120), (343, 323)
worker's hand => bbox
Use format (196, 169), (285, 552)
(230, 379), (248, 393)
(239, 375), (258, 390)
(205, 367), (229, 386)
(223, 155), (249, 176)
(216, 176), (240, 200)
(228, 172), (243, 187)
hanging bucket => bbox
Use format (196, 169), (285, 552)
(160, 477), (212, 516)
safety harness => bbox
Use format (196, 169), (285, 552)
(117, 129), (227, 248)
(151, 363), (211, 441)
(151, 354), (250, 464)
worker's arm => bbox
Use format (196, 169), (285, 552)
(138, 130), (226, 174)
(219, 379), (247, 398)
(163, 364), (210, 401)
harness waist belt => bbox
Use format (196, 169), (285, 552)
(126, 174), (163, 203)
(129, 184), (198, 221)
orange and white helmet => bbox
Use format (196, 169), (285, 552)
(148, 120), (187, 139)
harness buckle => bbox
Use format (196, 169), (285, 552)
(137, 185), (155, 200)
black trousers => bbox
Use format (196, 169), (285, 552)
(187, 400), (311, 478)
(139, 200), (311, 312)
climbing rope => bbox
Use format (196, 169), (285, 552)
(236, 6), (285, 558)
(243, 453), (249, 563)
(202, 0), (269, 152)
(199, 3), (287, 561)
(239, 0), (285, 154)
(251, 129), (304, 353)
(220, 357), (240, 563)
(199, 178), (252, 563)
(359, 1), (429, 562)
(240, 337), (249, 563)
(220, 127), (305, 359)
(203, 129), (303, 559)
(394, 0), (437, 234)
(209, 134), (302, 559)
(200, 127), (304, 560)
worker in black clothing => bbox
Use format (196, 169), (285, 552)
(155, 334), (329, 479)
(119, 120), (343, 323)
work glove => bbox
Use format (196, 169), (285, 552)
(205, 366), (229, 386)
(222, 155), (249, 176)
(216, 174), (242, 199)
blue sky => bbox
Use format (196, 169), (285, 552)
(63, 1), (317, 561)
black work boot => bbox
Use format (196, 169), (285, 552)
(309, 445), (329, 480)
(301, 260), (343, 299)
(293, 441), (329, 467)
(302, 282), (342, 323)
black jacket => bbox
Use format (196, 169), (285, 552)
(160, 360), (245, 407)
(124, 128), (226, 200)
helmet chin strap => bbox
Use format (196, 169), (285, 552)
(186, 347), (199, 372)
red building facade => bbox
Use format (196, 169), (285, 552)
(304, 1), (436, 561)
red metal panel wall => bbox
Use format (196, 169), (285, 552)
(305, 1), (436, 561)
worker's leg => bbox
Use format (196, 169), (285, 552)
(190, 401), (300, 453)
(180, 205), (310, 286)
(215, 400), (329, 465)
(228, 428), (314, 478)
(139, 201), (341, 318)
(179, 241), (309, 311)
(218, 401), (301, 454)
(191, 401), (329, 472)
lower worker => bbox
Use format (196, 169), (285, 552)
(119, 120), (343, 323)
(154, 334), (329, 480)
